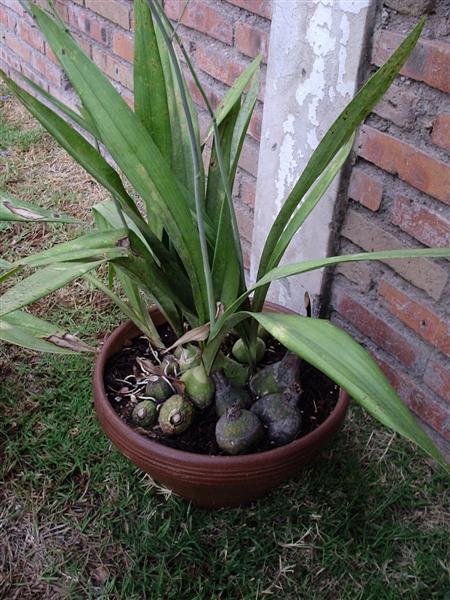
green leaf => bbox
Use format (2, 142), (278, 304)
(134, 0), (171, 161)
(0, 260), (105, 317)
(1, 71), (141, 222)
(207, 103), (242, 307)
(13, 69), (97, 136)
(248, 312), (448, 471)
(153, 10), (201, 202)
(31, 5), (209, 322)
(203, 56), (261, 144)
(0, 190), (80, 223)
(270, 135), (354, 270)
(254, 18), (426, 310)
(0, 310), (94, 354)
(229, 69), (259, 182)
(14, 229), (129, 268)
(211, 247), (450, 338)
(84, 272), (163, 346)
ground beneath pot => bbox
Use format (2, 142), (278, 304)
(104, 325), (339, 455)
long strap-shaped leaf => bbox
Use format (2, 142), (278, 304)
(14, 70), (97, 137)
(270, 135), (354, 271)
(1, 71), (140, 221)
(253, 18), (426, 311)
(31, 5), (209, 322)
(203, 56), (261, 145)
(12, 229), (128, 268)
(84, 272), (163, 347)
(248, 312), (448, 471)
(134, 0), (171, 160)
(210, 247), (450, 338)
(0, 260), (105, 317)
(1, 310), (95, 354)
(0, 190), (80, 223)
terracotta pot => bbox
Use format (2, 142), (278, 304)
(93, 304), (349, 508)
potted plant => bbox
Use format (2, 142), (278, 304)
(1, 1), (448, 507)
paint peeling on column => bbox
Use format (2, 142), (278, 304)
(275, 113), (297, 211)
(337, 14), (353, 98)
(294, 1), (336, 152)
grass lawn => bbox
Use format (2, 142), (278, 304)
(1, 87), (449, 600)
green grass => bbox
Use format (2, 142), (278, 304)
(0, 101), (43, 152)
(1, 80), (449, 600)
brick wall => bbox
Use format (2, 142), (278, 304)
(331, 0), (450, 455)
(0, 0), (271, 268)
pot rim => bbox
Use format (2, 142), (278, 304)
(93, 305), (349, 468)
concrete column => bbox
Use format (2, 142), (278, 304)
(251, 0), (373, 314)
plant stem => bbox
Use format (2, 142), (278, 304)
(149, 0), (216, 326)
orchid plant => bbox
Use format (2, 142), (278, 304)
(0, 1), (449, 467)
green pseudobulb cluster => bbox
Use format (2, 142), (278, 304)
(132, 338), (303, 456)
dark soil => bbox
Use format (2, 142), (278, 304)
(104, 325), (339, 455)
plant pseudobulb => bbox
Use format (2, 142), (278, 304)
(250, 352), (302, 399)
(212, 352), (249, 387)
(159, 395), (193, 435)
(145, 374), (173, 402)
(232, 337), (266, 365)
(132, 400), (157, 427)
(181, 364), (215, 409)
(215, 406), (264, 455)
(251, 393), (301, 447)
(212, 370), (252, 417)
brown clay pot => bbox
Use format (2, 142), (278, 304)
(93, 304), (349, 508)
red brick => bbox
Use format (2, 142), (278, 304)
(357, 125), (450, 206)
(432, 113), (450, 152)
(44, 41), (59, 64)
(335, 261), (373, 293)
(112, 30), (134, 62)
(92, 46), (133, 90)
(69, 5), (109, 46)
(225, 0), (271, 19)
(165, 0), (233, 45)
(1, 0), (25, 16)
(0, 5), (16, 29)
(2, 31), (32, 62)
(384, 0), (435, 17)
(424, 358), (450, 404)
(195, 46), (246, 88)
(235, 204), (254, 242)
(235, 22), (269, 62)
(341, 210), (448, 301)
(374, 353), (450, 438)
(372, 30), (450, 94)
(239, 175), (256, 208)
(85, 0), (130, 29)
(72, 33), (92, 58)
(392, 194), (450, 247)
(238, 136), (259, 177)
(185, 72), (221, 112)
(53, 0), (70, 22)
(30, 53), (64, 87)
(372, 82), (418, 129)
(379, 279), (450, 356)
(248, 104), (262, 141)
(348, 167), (383, 211)
(333, 286), (426, 369)
(17, 19), (44, 53)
